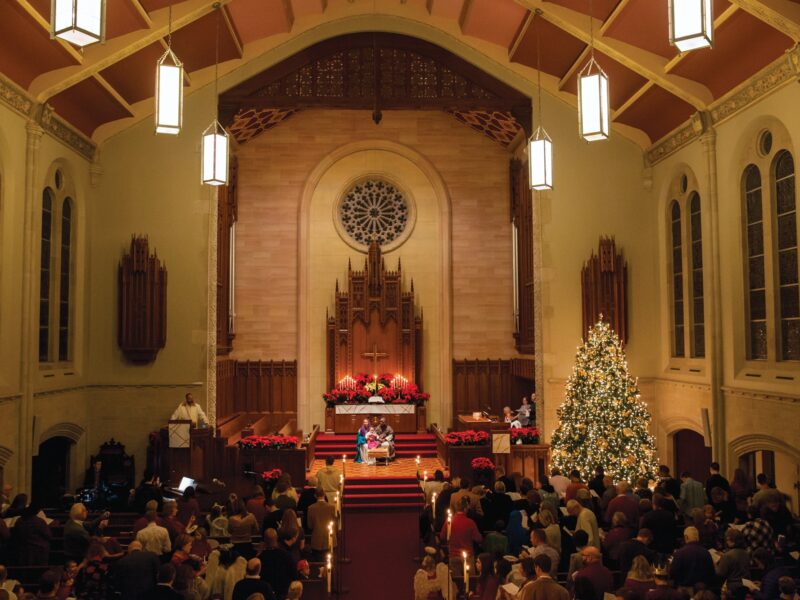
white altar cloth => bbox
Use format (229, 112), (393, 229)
(335, 404), (415, 415)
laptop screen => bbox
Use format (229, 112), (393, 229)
(177, 477), (196, 492)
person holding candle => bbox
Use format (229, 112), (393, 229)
(307, 488), (336, 562)
(440, 497), (482, 571)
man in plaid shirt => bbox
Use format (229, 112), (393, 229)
(742, 505), (774, 554)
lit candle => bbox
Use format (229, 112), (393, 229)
(447, 510), (452, 541)
(415, 455), (421, 467)
(463, 551), (469, 595)
(335, 492), (340, 516)
(328, 521), (333, 551)
(432, 492), (437, 519)
(423, 470), (428, 483)
(342, 454), (346, 477)
(326, 553), (332, 593)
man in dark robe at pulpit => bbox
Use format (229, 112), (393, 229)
(376, 417), (396, 460)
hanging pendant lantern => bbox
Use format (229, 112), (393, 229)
(529, 127), (553, 191)
(202, 120), (229, 186)
(669, 0), (713, 52)
(155, 48), (184, 135)
(578, 56), (609, 142)
(51, 0), (105, 47)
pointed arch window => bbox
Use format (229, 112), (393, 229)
(58, 198), (73, 361)
(39, 189), (54, 362)
(744, 164), (767, 360)
(774, 150), (798, 360)
(689, 192), (705, 357)
(670, 200), (685, 358)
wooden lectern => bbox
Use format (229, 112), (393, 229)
(167, 420), (214, 484)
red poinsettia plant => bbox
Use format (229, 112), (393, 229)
(510, 427), (541, 444)
(238, 435), (299, 449)
(261, 468), (283, 481)
(323, 373), (430, 406)
(444, 430), (490, 446)
(471, 457), (495, 471)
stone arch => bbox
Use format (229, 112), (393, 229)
(297, 139), (453, 432)
(38, 421), (84, 445)
(728, 434), (800, 467)
(0, 445), (12, 468)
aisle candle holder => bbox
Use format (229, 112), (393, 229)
(446, 509), (452, 541)
(462, 551), (469, 596)
(432, 492), (437, 519)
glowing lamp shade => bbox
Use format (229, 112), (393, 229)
(51, 0), (105, 47)
(578, 58), (610, 142)
(669, 0), (713, 52)
(155, 49), (184, 135)
(529, 127), (553, 191)
(202, 121), (229, 186)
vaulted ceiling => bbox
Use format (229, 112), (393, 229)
(1, 0), (797, 148)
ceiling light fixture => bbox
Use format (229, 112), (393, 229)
(529, 10), (553, 191)
(577, 0), (609, 142)
(155, 2), (183, 135)
(202, 3), (229, 186)
(51, 0), (105, 47)
(669, 0), (713, 52)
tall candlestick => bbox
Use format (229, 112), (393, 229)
(447, 510), (452, 541)
(432, 492), (437, 519)
(462, 551), (468, 595)
(328, 521), (333, 551)
(326, 553), (332, 594)
(342, 454), (346, 477)
(415, 455), (421, 467)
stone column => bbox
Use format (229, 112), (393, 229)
(17, 120), (44, 493)
(700, 126), (726, 471)
(206, 186), (218, 430)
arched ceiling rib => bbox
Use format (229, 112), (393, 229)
(1, 0), (796, 148)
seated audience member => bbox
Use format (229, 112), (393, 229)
(57, 560), (79, 600)
(35, 570), (62, 600)
(566, 471), (589, 501)
(246, 486), (268, 527)
(538, 508), (562, 555)
(741, 504), (774, 554)
(668, 526), (715, 591)
(472, 552), (499, 600)
(11, 505), (52, 565)
(567, 499), (600, 549)
(205, 548), (246, 600)
(603, 512), (634, 567)
(273, 482), (298, 511)
(133, 500), (162, 534)
(645, 566), (681, 600)
(136, 510), (171, 556)
(151, 564), (183, 600)
(679, 472), (707, 519)
(295, 479), (317, 532)
(481, 481), (513, 530)
(72, 543), (110, 600)
(482, 520), (508, 556)
(640, 496), (678, 556)
(307, 488), (336, 561)
(617, 528), (656, 580)
(606, 482), (640, 528)
(258, 529), (297, 600)
(574, 547), (613, 600)
(529, 529), (559, 578)
(176, 487), (200, 527)
(568, 530), (591, 582)
(228, 500), (259, 560)
(64, 503), (107, 562)
(624, 555), (656, 595)
(715, 528), (750, 596)
(521, 554), (569, 600)
(162, 501), (189, 544)
(232, 559), (276, 600)
(110, 540), (159, 600)
(170, 534), (193, 566)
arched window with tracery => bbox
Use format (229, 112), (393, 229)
(39, 188), (54, 362)
(670, 200), (685, 357)
(689, 192), (705, 358)
(774, 150), (798, 360)
(744, 164), (767, 360)
(59, 198), (73, 361)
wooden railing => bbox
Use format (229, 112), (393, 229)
(433, 424), (449, 469)
(305, 424), (321, 471)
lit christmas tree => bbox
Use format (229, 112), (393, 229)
(551, 319), (658, 483)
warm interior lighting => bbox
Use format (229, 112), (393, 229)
(669, 0), (713, 52)
(529, 128), (553, 191)
(51, 0), (105, 47)
(202, 121), (229, 186)
(578, 57), (610, 142)
(155, 49), (183, 135)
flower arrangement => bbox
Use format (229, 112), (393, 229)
(323, 373), (430, 406)
(471, 457), (495, 471)
(261, 468), (283, 481)
(444, 430), (490, 446)
(510, 427), (541, 444)
(238, 435), (299, 449)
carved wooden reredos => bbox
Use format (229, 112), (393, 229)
(327, 241), (423, 390)
(581, 236), (628, 343)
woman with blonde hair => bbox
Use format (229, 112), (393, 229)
(623, 555), (656, 594)
(286, 580), (304, 600)
(538, 508), (561, 554)
(413, 555), (457, 600)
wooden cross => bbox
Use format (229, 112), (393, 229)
(361, 343), (389, 376)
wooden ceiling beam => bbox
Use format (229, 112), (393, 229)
(16, 0), (84, 64)
(599, 0), (634, 35)
(664, 4), (740, 72)
(93, 73), (135, 116)
(514, 0), (714, 108)
(29, 0), (233, 102)
(557, 46), (590, 90)
(728, 0), (800, 41)
(613, 80), (654, 117)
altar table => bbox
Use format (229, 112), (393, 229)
(325, 404), (426, 433)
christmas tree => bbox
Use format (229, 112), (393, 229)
(551, 319), (658, 483)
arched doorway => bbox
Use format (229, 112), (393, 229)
(32, 436), (73, 508)
(673, 429), (712, 480)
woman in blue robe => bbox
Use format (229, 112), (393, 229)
(354, 418), (370, 463)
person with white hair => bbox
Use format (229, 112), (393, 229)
(63, 502), (108, 561)
(668, 526), (715, 591)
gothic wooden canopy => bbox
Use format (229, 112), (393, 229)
(326, 241), (423, 390)
(219, 32), (532, 145)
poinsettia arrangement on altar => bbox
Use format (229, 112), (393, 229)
(323, 373), (430, 406)
(471, 457), (495, 471)
(238, 435), (299, 449)
(444, 430), (490, 446)
(511, 427), (541, 444)
(261, 468), (283, 481)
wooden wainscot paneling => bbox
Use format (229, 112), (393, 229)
(118, 236), (166, 363)
(500, 444), (550, 486)
(582, 236), (628, 343)
(452, 359), (513, 420)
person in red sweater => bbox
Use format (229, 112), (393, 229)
(439, 497), (482, 569)
(566, 471), (589, 502)
(605, 483), (640, 528)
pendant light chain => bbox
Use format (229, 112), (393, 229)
(167, 2), (173, 49)
(214, 3), (220, 108)
(588, 0), (595, 59)
(536, 11), (543, 127)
